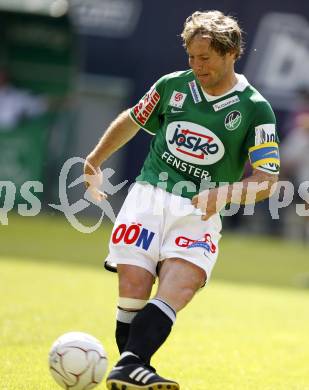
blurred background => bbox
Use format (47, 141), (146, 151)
(1, 5), (309, 388)
(0, 0), (309, 241)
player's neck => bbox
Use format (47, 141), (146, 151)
(202, 72), (238, 97)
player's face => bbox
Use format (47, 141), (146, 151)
(187, 36), (236, 94)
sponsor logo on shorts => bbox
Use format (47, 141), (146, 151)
(169, 91), (187, 108)
(132, 88), (160, 125)
(212, 95), (240, 111)
(224, 110), (242, 131)
(166, 121), (225, 165)
(112, 223), (155, 250)
(188, 80), (202, 103)
(175, 233), (216, 254)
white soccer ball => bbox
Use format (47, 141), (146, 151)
(48, 331), (108, 390)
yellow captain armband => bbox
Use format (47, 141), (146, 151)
(248, 142), (280, 169)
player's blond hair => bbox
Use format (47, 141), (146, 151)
(181, 10), (244, 59)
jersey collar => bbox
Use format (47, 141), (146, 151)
(199, 74), (249, 102)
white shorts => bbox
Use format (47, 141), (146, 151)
(106, 183), (222, 282)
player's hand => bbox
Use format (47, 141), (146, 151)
(83, 157), (107, 201)
(191, 187), (227, 221)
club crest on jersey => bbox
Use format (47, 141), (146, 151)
(224, 110), (242, 131)
(188, 80), (202, 104)
(166, 121), (225, 165)
(169, 91), (187, 108)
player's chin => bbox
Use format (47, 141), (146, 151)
(198, 76), (212, 88)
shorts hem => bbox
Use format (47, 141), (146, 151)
(106, 256), (157, 277)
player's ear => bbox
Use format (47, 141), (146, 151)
(221, 48), (236, 61)
(227, 49), (237, 61)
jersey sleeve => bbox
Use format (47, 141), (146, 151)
(129, 76), (166, 135)
(244, 101), (280, 175)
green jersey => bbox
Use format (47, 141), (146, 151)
(129, 70), (279, 198)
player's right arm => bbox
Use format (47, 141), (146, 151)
(84, 76), (165, 199)
(86, 109), (140, 168)
(84, 109), (140, 199)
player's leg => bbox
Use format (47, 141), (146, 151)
(123, 258), (205, 363)
(115, 264), (154, 354)
(107, 262), (181, 390)
(155, 257), (206, 310)
(107, 258), (204, 390)
(105, 184), (160, 353)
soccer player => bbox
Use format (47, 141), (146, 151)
(84, 10), (280, 390)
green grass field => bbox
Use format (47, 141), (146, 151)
(1, 214), (309, 389)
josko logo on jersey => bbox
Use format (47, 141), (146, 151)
(133, 87), (160, 125)
(169, 91), (187, 108)
(166, 121), (225, 165)
(224, 110), (242, 131)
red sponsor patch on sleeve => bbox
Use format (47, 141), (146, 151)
(132, 88), (160, 125)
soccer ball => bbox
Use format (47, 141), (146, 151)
(48, 331), (108, 390)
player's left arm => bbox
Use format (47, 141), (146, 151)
(225, 167), (279, 204)
(235, 135), (280, 204)
(192, 100), (280, 220)
(192, 169), (279, 221)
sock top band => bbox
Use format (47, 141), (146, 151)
(149, 298), (176, 323)
(118, 297), (148, 310)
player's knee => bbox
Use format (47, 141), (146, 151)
(119, 278), (145, 298)
(178, 285), (199, 306)
(177, 272), (205, 304)
(118, 265), (154, 299)
(118, 274), (153, 299)
(181, 265), (206, 290)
